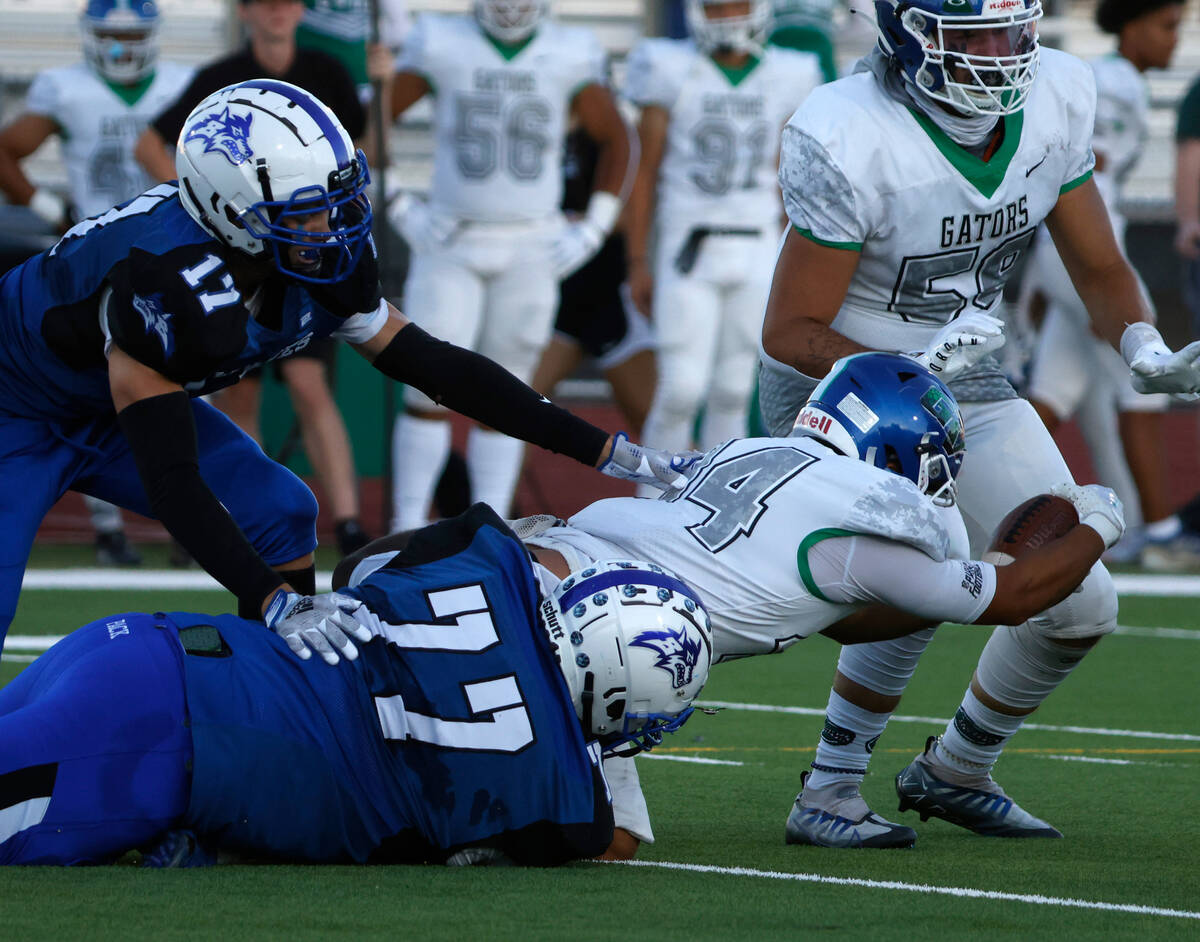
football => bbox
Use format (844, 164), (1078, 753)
(982, 494), (1079, 565)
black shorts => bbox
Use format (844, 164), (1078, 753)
(555, 233), (630, 360)
(242, 335), (340, 382)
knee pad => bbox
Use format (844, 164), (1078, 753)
(974, 621), (1095, 711)
(835, 626), (937, 698)
(250, 467), (318, 565)
(1027, 561), (1118, 640)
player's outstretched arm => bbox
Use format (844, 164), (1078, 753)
(761, 226), (864, 379)
(0, 113), (62, 223)
(624, 105), (667, 315)
(354, 304), (694, 490)
(109, 346), (290, 616)
(980, 525), (1107, 626)
(133, 126), (176, 184)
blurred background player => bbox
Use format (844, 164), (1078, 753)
(623, 0), (821, 483)
(134, 0), (374, 556)
(531, 126), (657, 437)
(0, 0), (194, 567)
(769, 0), (839, 83)
(1020, 0), (1191, 569)
(386, 0), (631, 531)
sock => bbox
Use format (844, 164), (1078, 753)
(935, 688), (1025, 776)
(466, 428), (524, 518)
(391, 414), (452, 531)
(1145, 515), (1182, 541)
(806, 691), (892, 790)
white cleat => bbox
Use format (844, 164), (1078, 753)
(785, 772), (917, 849)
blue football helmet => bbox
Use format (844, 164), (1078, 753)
(874, 0), (1042, 116)
(81, 0), (159, 84)
(540, 559), (713, 757)
(792, 352), (966, 507)
(175, 80), (373, 285)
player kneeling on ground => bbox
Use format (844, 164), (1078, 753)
(0, 505), (711, 866)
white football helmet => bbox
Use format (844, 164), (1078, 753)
(175, 80), (373, 284)
(687, 0), (772, 55)
(474, 0), (548, 44)
(540, 559), (713, 757)
(80, 0), (159, 84)
(875, 0), (1042, 117)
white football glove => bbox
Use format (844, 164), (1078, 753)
(264, 590), (372, 666)
(598, 432), (702, 492)
(1121, 323), (1200, 396)
(1048, 483), (1126, 550)
(549, 217), (606, 278)
(909, 312), (1006, 380)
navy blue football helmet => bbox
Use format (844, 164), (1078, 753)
(874, 0), (1041, 116)
(792, 352), (966, 506)
(81, 0), (159, 84)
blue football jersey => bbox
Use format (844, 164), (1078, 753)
(177, 506), (612, 864)
(0, 184), (382, 420)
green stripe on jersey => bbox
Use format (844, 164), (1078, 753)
(796, 527), (861, 603)
(1059, 169), (1093, 195)
(793, 225), (862, 251)
(906, 108), (1025, 199)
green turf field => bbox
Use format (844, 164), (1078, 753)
(2, 561), (1198, 940)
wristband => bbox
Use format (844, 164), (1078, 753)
(1120, 322), (1168, 365)
(585, 191), (622, 237)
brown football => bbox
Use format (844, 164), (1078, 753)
(983, 494), (1079, 565)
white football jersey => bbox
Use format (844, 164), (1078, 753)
(398, 14), (607, 222)
(777, 47), (1096, 354)
(1090, 53), (1147, 215)
(624, 38), (822, 229)
(527, 437), (971, 661)
(26, 62), (194, 219)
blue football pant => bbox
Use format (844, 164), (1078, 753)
(0, 613), (191, 864)
(0, 397), (318, 645)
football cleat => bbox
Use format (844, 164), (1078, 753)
(95, 530), (142, 567)
(1139, 530), (1200, 572)
(894, 737), (1062, 838)
(785, 772), (917, 849)
(140, 830), (216, 868)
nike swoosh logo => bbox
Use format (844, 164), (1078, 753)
(1026, 155), (1048, 177)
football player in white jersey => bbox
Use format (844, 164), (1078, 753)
(337, 352), (1120, 857)
(1023, 0), (1187, 569)
(624, 0), (822, 468)
(754, 0), (1200, 846)
(387, 1), (632, 529)
(0, 0), (193, 567)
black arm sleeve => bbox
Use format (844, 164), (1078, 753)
(373, 324), (611, 467)
(117, 392), (285, 614)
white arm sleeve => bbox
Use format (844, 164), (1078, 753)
(808, 535), (997, 625)
(602, 755), (654, 845)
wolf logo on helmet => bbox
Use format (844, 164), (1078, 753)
(175, 80), (373, 285)
(540, 559), (713, 757)
(183, 108), (254, 167)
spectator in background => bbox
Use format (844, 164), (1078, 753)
(134, 0), (373, 556)
(1022, 0), (1195, 570)
(0, 0), (195, 567)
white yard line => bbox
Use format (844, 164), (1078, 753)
(640, 754), (744, 766)
(1042, 754), (1136, 765)
(609, 860), (1200, 921)
(696, 700), (1200, 743)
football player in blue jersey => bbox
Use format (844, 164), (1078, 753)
(0, 504), (712, 866)
(0, 79), (696, 656)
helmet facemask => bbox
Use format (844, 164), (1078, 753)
(880, 0), (1042, 117)
(687, 0), (772, 55)
(475, 0), (547, 43)
(81, 1), (160, 83)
